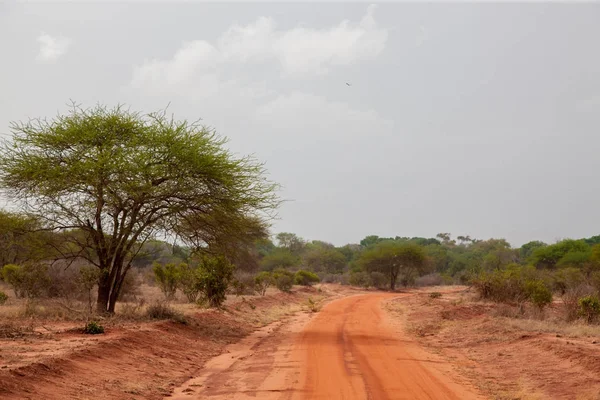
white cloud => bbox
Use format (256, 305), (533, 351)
(36, 32), (71, 62)
(130, 4), (387, 89)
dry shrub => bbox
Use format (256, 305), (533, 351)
(231, 271), (256, 296)
(146, 301), (186, 323)
(0, 321), (33, 338)
(416, 273), (444, 287)
(562, 284), (596, 321)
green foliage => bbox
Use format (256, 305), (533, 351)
(79, 266), (101, 312)
(153, 262), (182, 300)
(578, 295), (600, 323)
(294, 270), (320, 286)
(275, 233), (305, 255)
(1, 263), (51, 298)
(0, 291), (8, 305)
(179, 263), (204, 303)
(254, 271), (273, 296)
(84, 321), (105, 335)
(358, 241), (426, 290)
(519, 240), (547, 261)
(530, 239), (589, 269)
(302, 247), (346, 274)
(196, 256), (234, 307)
(552, 267), (585, 294)
(0, 104), (278, 313)
(272, 269), (294, 293)
(349, 271), (371, 288)
(260, 248), (299, 272)
(471, 264), (552, 309)
(524, 280), (553, 310)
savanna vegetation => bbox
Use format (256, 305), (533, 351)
(0, 104), (599, 331)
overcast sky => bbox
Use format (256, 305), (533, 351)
(1, 2), (599, 247)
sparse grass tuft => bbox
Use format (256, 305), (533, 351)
(83, 321), (105, 334)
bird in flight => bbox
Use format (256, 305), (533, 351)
(346, 82), (352, 86)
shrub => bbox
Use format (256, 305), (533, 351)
(562, 284), (595, 321)
(294, 270), (320, 286)
(79, 266), (100, 312)
(307, 297), (320, 312)
(429, 292), (442, 299)
(231, 271), (256, 296)
(370, 271), (388, 289)
(524, 280), (553, 310)
(272, 269), (294, 293)
(415, 273), (444, 287)
(1, 263), (51, 299)
(552, 268), (585, 294)
(152, 262), (182, 300)
(578, 295), (600, 323)
(84, 321), (105, 335)
(254, 271), (273, 296)
(179, 264), (204, 303)
(349, 271), (371, 288)
(146, 302), (179, 320)
(0, 291), (8, 305)
(196, 256), (234, 307)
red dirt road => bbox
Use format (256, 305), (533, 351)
(172, 293), (482, 400)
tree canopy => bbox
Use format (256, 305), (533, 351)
(0, 104), (278, 312)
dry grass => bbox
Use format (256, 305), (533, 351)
(500, 317), (600, 338)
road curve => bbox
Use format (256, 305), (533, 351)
(170, 293), (481, 400)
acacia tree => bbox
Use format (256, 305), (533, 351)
(0, 104), (278, 313)
(359, 241), (426, 290)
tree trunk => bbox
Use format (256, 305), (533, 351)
(96, 278), (111, 313)
(390, 270), (396, 291)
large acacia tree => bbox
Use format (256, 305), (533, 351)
(359, 241), (426, 290)
(0, 104), (278, 313)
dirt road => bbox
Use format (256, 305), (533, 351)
(171, 293), (481, 400)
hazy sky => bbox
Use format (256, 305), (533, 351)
(1, 2), (599, 247)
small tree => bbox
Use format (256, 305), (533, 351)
(294, 270), (320, 286)
(359, 241), (426, 290)
(153, 262), (182, 300)
(254, 271), (273, 296)
(78, 266), (100, 313)
(0, 104), (278, 313)
(272, 269), (294, 293)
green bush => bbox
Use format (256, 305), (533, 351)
(472, 265), (553, 310)
(255, 271), (273, 296)
(578, 295), (600, 323)
(179, 264), (204, 303)
(84, 321), (105, 334)
(294, 270), (320, 286)
(196, 256), (234, 307)
(349, 271), (371, 288)
(1, 263), (51, 299)
(0, 291), (8, 305)
(524, 280), (553, 310)
(152, 262), (182, 300)
(272, 269), (294, 293)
